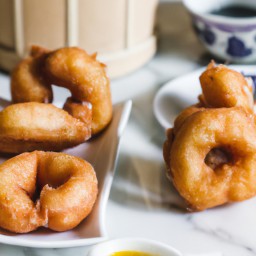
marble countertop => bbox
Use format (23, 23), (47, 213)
(0, 2), (255, 256)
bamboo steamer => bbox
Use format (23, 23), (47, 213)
(0, 0), (158, 78)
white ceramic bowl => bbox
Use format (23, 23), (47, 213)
(183, 0), (256, 63)
(87, 238), (182, 256)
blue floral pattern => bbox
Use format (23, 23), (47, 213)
(226, 36), (252, 57)
(201, 28), (216, 45)
(195, 25), (216, 45)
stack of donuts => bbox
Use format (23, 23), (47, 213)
(4, 45), (112, 153)
(163, 61), (256, 211)
(0, 46), (113, 233)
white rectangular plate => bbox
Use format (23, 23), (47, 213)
(0, 100), (132, 248)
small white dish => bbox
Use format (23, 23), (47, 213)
(87, 238), (182, 256)
(0, 100), (132, 248)
(153, 65), (256, 130)
(87, 238), (223, 256)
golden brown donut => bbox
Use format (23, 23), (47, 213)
(163, 128), (175, 183)
(164, 105), (204, 180)
(166, 108), (256, 211)
(173, 104), (203, 134)
(44, 47), (112, 134)
(0, 102), (90, 154)
(63, 97), (92, 130)
(163, 62), (256, 211)
(0, 151), (98, 233)
(11, 47), (53, 103)
(11, 46), (112, 135)
(199, 61), (254, 111)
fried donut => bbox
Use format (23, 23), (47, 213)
(11, 46), (53, 103)
(11, 46), (112, 135)
(0, 102), (90, 154)
(44, 47), (112, 134)
(164, 105), (204, 178)
(63, 97), (92, 129)
(173, 104), (203, 134)
(165, 108), (256, 211)
(199, 61), (254, 111)
(0, 151), (98, 233)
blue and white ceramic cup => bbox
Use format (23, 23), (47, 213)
(183, 0), (256, 63)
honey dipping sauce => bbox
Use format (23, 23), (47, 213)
(111, 251), (156, 256)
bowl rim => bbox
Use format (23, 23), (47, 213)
(182, 0), (256, 26)
(87, 237), (182, 256)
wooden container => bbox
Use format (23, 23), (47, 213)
(0, 0), (158, 78)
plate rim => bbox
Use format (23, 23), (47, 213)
(153, 64), (256, 130)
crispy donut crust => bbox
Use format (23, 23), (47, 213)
(173, 104), (203, 134)
(63, 97), (92, 129)
(0, 151), (98, 233)
(11, 47), (53, 103)
(44, 47), (112, 135)
(199, 62), (254, 111)
(0, 102), (90, 154)
(11, 46), (112, 135)
(167, 108), (256, 211)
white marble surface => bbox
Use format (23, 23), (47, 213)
(0, 2), (255, 256)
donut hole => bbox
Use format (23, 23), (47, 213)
(37, 155), (75, 191)
(37, 172), (72, 190)
(205, 147), (233, 170)
(29, 167), (72, 204)
(31, 185), (41, 203)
